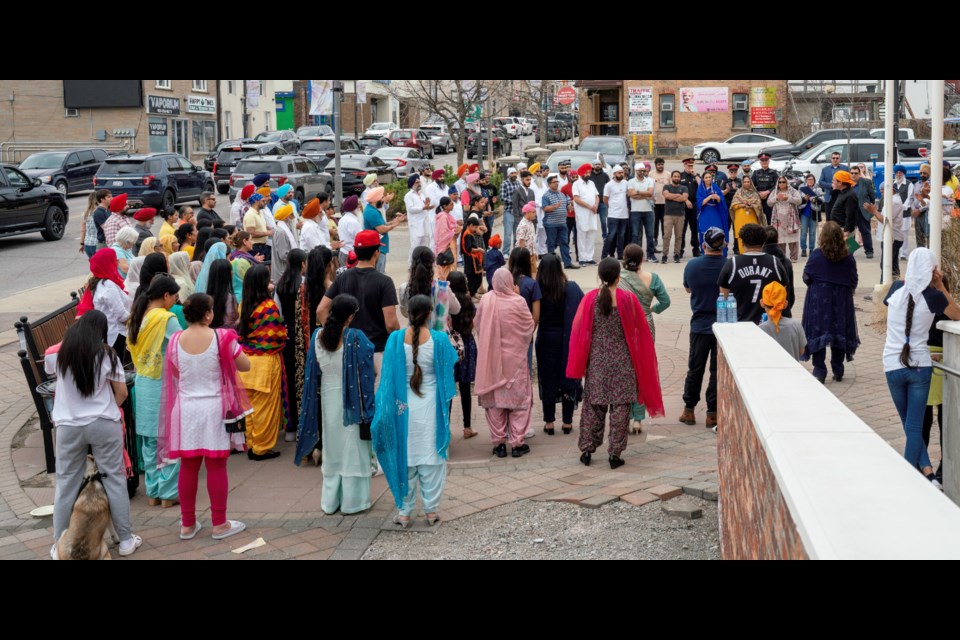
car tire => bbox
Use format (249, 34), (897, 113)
(40, 204), (67, 241)
(217, 185), (229, 195)
(162, 189), (176, 210)
(701, 149), (720, 163)
(54, 180), (68, 196)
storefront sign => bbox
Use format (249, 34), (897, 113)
(148, 121), (168, 136)
(678, 87), (728, 113)
(147, 95), (180, 115)
(186, 95), (216, 114)
(628, 87), (653, 134)
(750, 87), (777, 128)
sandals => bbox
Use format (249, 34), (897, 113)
(393, 514), (412, 530)
(543, 424), (555, 436)
(179, 522), (202, 540)
(561, 424), (573, 435)
(211, 520), (246, 540)
(463, 428), (478, 440)
(426, 513), (441, 526)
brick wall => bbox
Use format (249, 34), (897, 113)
(0, 80), (217, 162)
(717, 344), (808, 560)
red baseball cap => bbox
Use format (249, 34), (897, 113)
(354, 229), (384, 249)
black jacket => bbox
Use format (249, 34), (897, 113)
(827, 187), (859, 233)
(752, 168), (779, 212)
(763, 244), (795, 318)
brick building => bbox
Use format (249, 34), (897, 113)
(575, 80), (789, 156)
(0, 80), (218, 163)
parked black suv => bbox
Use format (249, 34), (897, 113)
(212, 142), (285, 193)
(18, 148), (107, 196)
(94, 153), (215, 211)
(254, 130), (300, 153)
(299, 136), (364, 169)
(0, 164), (69, 241)
(204, 138), (254, 171)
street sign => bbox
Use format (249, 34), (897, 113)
(557, 86), (576, 105)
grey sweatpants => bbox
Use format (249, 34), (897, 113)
(53, 418), (132, 543)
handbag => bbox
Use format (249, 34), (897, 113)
(448, 329), (465, 362)
(215, 331), (247, 435)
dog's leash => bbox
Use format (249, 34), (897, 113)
(76, 471), (108, 498)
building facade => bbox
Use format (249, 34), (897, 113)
(575, 80), (789, 155)
(0, 80), (218, 163)
(218, 80), (278, 140)
(290, 81), (419, 137)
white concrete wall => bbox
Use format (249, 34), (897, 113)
(714, 322), (960, 559)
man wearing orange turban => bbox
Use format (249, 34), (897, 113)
(759, 281), (806, 361)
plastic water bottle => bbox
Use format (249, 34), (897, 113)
(716, 295), (727, 324)
(761, 312), (769, 324)
(727, 296), (737, 323)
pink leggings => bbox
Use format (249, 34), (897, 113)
(178, 456), (228, 528)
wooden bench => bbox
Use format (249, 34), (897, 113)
(15, 292), (82, 473)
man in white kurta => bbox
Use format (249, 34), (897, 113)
(531, 165), (549, 256)
(571, 165), (600, 264)
(404, 174), (433, 265)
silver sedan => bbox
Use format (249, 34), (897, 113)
(372, 147), (431, 179)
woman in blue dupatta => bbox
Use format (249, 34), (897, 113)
(372, 295), (457, 528)
(296, 294), (375, 514)
(194, 242), (229, 295)
(696, 171), (729, 257)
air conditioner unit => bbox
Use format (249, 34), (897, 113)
(733, 99), (748, 110)
(65, 108), (79, 117)
(661, 102), (674, 111)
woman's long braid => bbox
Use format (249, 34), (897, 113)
(900, 295), (916, 368)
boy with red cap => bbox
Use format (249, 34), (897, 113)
(483, 234), (506, 288)
(132, 207), (157, 255)
(102, 192), (132, 247)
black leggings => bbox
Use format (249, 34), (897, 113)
(543, 397), (575, 424)
(466, 273), (483, 296)
(450, 381), (473, 431)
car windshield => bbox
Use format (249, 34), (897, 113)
(216, 149), (254, 163)
(101, 160), (146, 174)
(300, 140), (334, 152)
(20, 153), (68, 170)
(796, 142), (834, 161)
(579, 139), (624, 155)
(235, 160), (283, 174)
(374, 149), (407, 158)
(297, 126), (332, 136)
(255, 132), (282, 142)
(547, 155), (594, 171)
(392, 131), (413, 139)
(369, 123), (392, 131)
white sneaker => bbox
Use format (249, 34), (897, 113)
(931, 477), (944, 491)
(118, 534), (142, 557)
(50, 543), (58, 560)
(284, 432), (296, 443)
(524, 428), (535, 439)
(711, 425), (718, 435)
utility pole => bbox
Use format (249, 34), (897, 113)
(242, 79), (248, 138)
(487, 88), (494, 172)
(333, 81), (344, 206)
(354, 80), (359, 140)
(881, 80), (895, 286)
(930, 80), (945, 261)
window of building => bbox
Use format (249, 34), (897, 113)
(732, 92), (748, 128)
(227, 80), (235, 95)
(192, 80), (208, 92)
(148, 117), (168, 153)
(192, 119), (217, 153)
(224, 111), (232, 139)
(659, 94), (675, 128)
(156, 80), (172, 90)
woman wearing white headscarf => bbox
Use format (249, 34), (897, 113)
(882, 248), (960, 488)
(124, 257), (146, 298)
(169, 251), (196, 298)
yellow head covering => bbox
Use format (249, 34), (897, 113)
(761, 281), (788, 333)
(138, 237), (158, 257)
(528, 162), (541, 174)
(273, 203), (294, 221)
(159, 234), (178, 255)
(256, 186), (272, 198)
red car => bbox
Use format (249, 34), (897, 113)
(387, 129), (435, 159)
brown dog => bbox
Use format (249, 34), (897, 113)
(55, 456), (118, 560)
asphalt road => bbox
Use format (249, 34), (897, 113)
(0, 133), (553, 299)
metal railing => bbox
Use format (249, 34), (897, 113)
(934, 362), (960, 378)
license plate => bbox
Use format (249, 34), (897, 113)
(112, 181), (123, 187)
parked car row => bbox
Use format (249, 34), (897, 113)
(534, 119), (574, 143)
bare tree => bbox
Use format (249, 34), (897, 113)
(517, 80), (558, 147)
(390, 80), (486, 166)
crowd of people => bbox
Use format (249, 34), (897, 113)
(47, 149), (960, 557)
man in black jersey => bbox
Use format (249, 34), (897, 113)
(718, 223), (785, 324)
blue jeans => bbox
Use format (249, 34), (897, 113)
(83, 245), (97, 259)
(376, 252), (387, 273)
(602, 218), (629, 259)
(544, 224), (572, 266)
(597, 203), (608, 240)
(886, 367), (934, 471)
(503, 211), (515, 251)
(800, 216), (817, 252)
(631, 210), (656, 257)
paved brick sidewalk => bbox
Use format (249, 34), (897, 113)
(0, 234), (915, 560)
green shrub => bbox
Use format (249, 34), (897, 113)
(382, 179), (409, 217)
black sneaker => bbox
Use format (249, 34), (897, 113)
(565, 263), (580, 270)
(511, 444), (530, 458)
(674, 255), (681, 264)
(865, 252), (874, 259)
(492, 443), (507, 458)
(801, 250), (808, 258)
(661, 256), (668, 264)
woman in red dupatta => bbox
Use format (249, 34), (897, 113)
(566, 258), (663, 468)
(474, 267), (535, 458)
